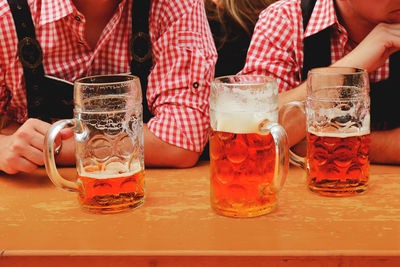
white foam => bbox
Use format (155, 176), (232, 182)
(81, 170), (139, 179)
(308, 129), (370, 138)
(80, 160), (143, 179)
(210, 84), (278, 134)
(210, 86), (278, 113)
(210, 110), (277, 134)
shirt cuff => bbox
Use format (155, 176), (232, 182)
(147, 104), (209, 153)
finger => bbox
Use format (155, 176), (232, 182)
(375, 24), (400, 45)
(19, 144), (45, 166)
(24, 118), (51, 136)
(20, 157), (40, 173)
(18, 156), (40, 173)
(3, 155), (39, 174)
(385, 23), (400, 32)
(26, 129), (47, 152)
(60, 128), (74, 140)
(14, 119), (50, 151)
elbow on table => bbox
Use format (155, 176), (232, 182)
(144, 146), (201, 168)
(143, 125), (203, 168)
(169, 150), (201, 168)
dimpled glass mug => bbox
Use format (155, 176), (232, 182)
(209, 75), (289, 217)
(282, 67), (370, 197)
(44, 74), (144, 213)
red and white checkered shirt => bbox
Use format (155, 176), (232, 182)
(241, 0), (389, 92)
(0, 0), (217, 152)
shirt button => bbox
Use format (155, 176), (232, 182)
(75, 16), (81, 22)
(78, 40), (85, 45)
(192, 82), (199, 89)
(32, 98), (42, 107)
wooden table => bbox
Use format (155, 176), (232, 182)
(1, 162), (400, 266)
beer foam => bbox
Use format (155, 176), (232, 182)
(81, 170), (140, 179)
(80, 160), (143, 179)
(210, 85), (278, 133)
(210, 86), (278, 113)
(211, 110), (277, 134)
(308, 129), (370, 138)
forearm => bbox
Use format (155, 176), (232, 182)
(278, 82), (307, 109)
(143, 124), (200, 168)
(370, 128), (400, 164)
(278, 82), (307, 148)
(58, 124), (202, 168)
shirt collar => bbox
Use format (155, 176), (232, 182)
(37, 0), (75, 27)
(304, 0), (339, 37)
(36, 0), (128, 27)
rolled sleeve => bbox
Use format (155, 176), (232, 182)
(240, 2), (303, 93)
(0, 85), (11, 116)
(146, 0), (217, 152)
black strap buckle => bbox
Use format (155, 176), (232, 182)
(17, 37), (43, 69)
(130, 32), (152, 63)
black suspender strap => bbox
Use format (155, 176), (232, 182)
(130, 0), (153, 123)
(300, 0), (314, 29)
(7, 0), (48, 120)
(369, 51), (400, 130)
(300, 0), (331, 81)
(8, 0), (153, 122)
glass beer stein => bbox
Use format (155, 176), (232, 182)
(282, 67), (370, 196)
(209, 75), (289, 217)
(44, 74), (144, 213)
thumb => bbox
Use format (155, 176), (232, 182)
(60, 128), (74, 140)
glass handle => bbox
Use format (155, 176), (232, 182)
(44, 119), (80, 192)
(280, 101), (307, 169)
(259, 120), (289, 192)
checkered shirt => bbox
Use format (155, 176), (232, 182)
(0, 0), (217, 152)
(240, 0), (389, 92)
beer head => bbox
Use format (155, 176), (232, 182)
(307, 129), (370, 138)
(79, 159), (142, 179)
(210, 110), (277, 134)
(210, 75), (279, 134)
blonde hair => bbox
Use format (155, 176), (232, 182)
(205, 0), (276, 38)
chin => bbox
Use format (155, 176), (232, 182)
(387, 10), (400, 23)
(386, 18), (400, 24)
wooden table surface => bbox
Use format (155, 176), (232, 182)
(1, 162), (400, 266)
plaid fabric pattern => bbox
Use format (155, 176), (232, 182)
(240, 0), (389, 92)
(0, 0), (217, 152)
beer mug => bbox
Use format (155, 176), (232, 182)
(44, 74), (144, 213)
(282, 67), (370, 196)
(209, 75), (289, 217)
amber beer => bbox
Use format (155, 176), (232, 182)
(306, 131), (370, 196)
(77, 168), (145, 213)
(210, 129), (277, 217)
